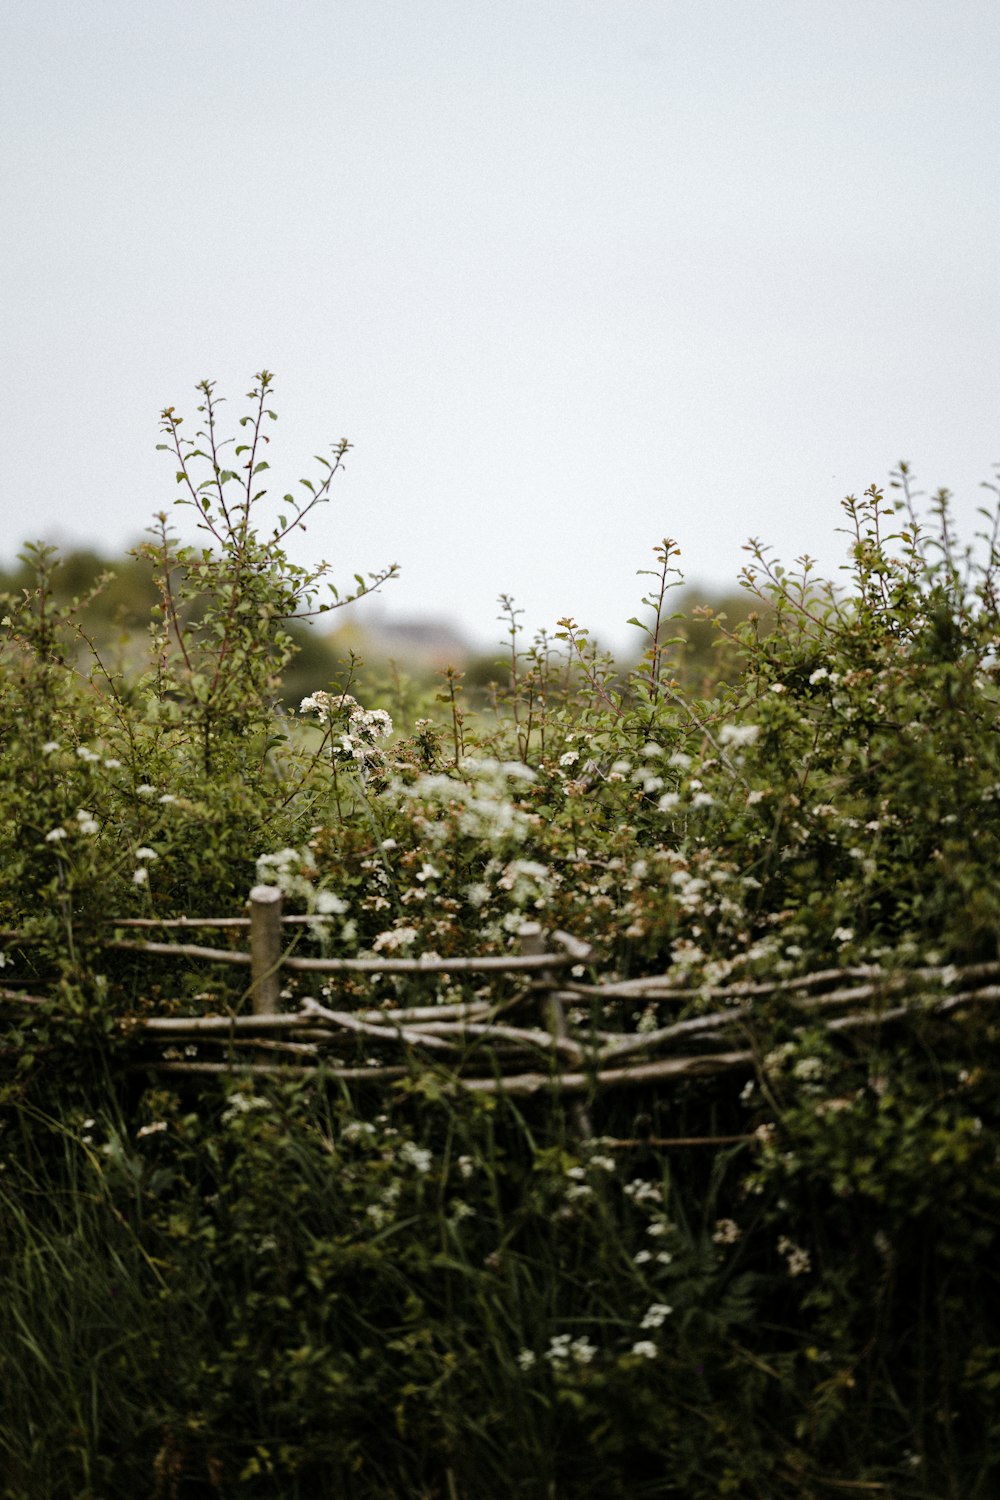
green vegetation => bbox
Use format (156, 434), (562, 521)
(1, 377), (999, 1497)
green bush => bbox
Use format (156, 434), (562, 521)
(1, 382), (999, 1497)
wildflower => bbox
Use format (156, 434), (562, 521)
(416, 862), (440, 882)
(136, 784), (156, 796)
(132, 868), (148, 885)
(640, 1303), (673, 1329)
(516, 1348), (537, 1371)
(221, 1092), (269, 1125)
(76, 746), (101, 762)
(545, 1334), (597, 1366)
(45, 827), (67, 842)
(103, 758), (122, 769)
(136, 1121), (167, 1138)
(372, 926), (419, 953)
(400, 1140), (433, 1174)
(712, 1218), (741, 1245)
(75, 810), (99, 835)
(315, 890), (348, 915)
(559, 750), (579, 767)
(624, 1179), (661, 1206)
(158, 793), (177, 805)
(792, 1056), (824, 1082)
(42, 741), (60, 754)
(350, 706), (393, 740)
(777, 1236), (811, 1276)
(135, 846), (158, 861)
(719, 723), (760, 748)
(631, 1341), (658, 1360)
(299, 691), (359, 722)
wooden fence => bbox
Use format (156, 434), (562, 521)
(5, 887), (1000, 1130)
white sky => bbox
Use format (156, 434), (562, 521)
(2, 0), (998, 650)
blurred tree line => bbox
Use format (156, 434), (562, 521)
(0, 545), (770, 708)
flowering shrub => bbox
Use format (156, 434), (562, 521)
(1, 385), (999, 1496)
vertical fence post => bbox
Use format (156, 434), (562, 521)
(520, 921), (592, 1139)
(249, 885), (284, 1017)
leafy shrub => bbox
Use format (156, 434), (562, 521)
(1, 382), (999, 1496)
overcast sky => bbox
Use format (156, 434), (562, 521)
(2, 0), (998, 650)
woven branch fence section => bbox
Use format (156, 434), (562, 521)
(5, 886), (998, 1117)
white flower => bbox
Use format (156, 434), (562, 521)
(516, 1348), (537, 1371)
(833, 926), (854, 943)
(136, 784), (157, 796)
(76, 746), (101, 762)
(808, 667), (829, 685)
(135, 847), (158, 861)
(300, 691), (359, 724)
(624, 1179), (661, 1206)
(158, 793), (177, 805)
(692, 791), (715, 808)
(400, 1140), (433, 1174)
(132, 868), (149, 885)
(546, 1334), (596, 1365)
(777, 1236), (811, 1276)
(75, 810), (99, 835)
(631, 1341), (658, 1360)
(640, 1303), (673, 1329)
(769, 683), (786, 694)
(712, 1218), (742, 1245)
(136, 1121), (167, 1138)
(42, 741), (60, 755)
(719, 722), (760, 748)
(372, 926), (419, 953)
(315, 890), (348, 915)
(559, 750), (579, 767)
(103, 758), (122, 769)
(45, 828), (67, 842)
(658, 792), (680, 811)
(416, 862), (440, 883)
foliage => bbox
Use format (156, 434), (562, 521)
(1, 381), (999, 1497)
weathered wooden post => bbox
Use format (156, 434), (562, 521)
(520, 921), (592, 1138)
(249, 885), (284, 1017)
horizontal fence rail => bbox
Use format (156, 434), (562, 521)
(3, 887), (999, 1129)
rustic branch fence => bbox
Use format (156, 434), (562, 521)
(5, 888), (1000, 1130)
